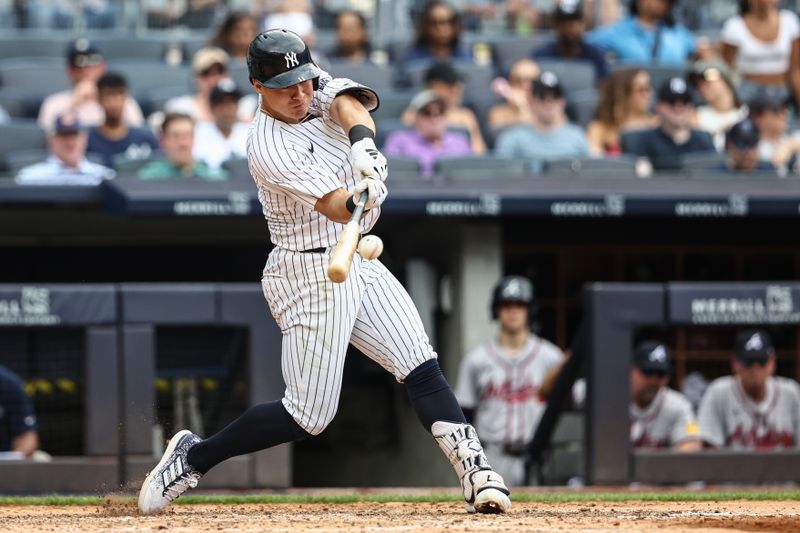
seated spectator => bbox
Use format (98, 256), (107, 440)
(716, 117), (776, 174)
(749, 91), (800, 172)
(138, 113), (227, 180)
(532, 0), (609, 85)
(689, 62), (748, 151)
(210, 11), (259, 63)
(630, 341), (701, 451)
(194, 79), (248, 170)
(38, 38), (144, 130)
(403, 62), (486, 154)
(621, 77), (716, 172)
(164, 47), (230, 123)
(586, 67), (657, 156)
(87, 73), (159, 169)
(329, 10), (373, 64)
(52, 0), (115, 30)
(494, 71), (589, 173)
(720, 0), (800, 112)
(383, 90), (472, 176)
(699, 329), (800, 449)
(405, 1), (472, 62)
(587, 0), (697, 65)
(0, 364), (39, 457)
(16, 112), (115, 186)
(488, 58), (540, 130)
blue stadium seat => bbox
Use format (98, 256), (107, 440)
(566, 89), (599, 127)
(371, 90), (415, 122)
(386, 157), (423, 181)
(90, 36), (167, 61)
(544, 156), (638, 177)
(222, 157), (252, 180)
(490, 33), (554, 74)
(435, 156), (528, 180)
(402, 61), (495, 96)
(0, 58), (69, 93)
(327, 61), (397, 92)
(0, 36), (69, 60)
(0, 120), (47, 174)
(105, 60), (190, 98)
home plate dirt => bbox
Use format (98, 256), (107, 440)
(0, 500), (798, 532)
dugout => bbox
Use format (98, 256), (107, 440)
(3, 175), (800, 488)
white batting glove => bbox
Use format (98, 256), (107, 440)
(352, 177), (387, 211)
(350, 137), (388, 182)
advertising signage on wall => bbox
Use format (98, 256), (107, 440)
(668, 283), (800, 325)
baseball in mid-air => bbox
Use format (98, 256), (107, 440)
(358, 235), (383, 260)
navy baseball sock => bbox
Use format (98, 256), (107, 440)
(186, 400), (308, 474)
(405, 359), (466, 431)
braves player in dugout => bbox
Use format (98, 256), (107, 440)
(138, 29), (511, 515)
(455, 276), (565, 486)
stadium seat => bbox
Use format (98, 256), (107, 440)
(386, 157), (423, 181)
(0, 120), (47, 174)
(0, 58), (69, 92)
(105, 60), (190, 97)
(566, 89), (599, 127)
(228, 64), (252, 93)
(182, 36), (212, 65)
(113, 155), (154, 177)
(0, 36), (69, 60)
(402, 61), (495, 96)
(138, 85), (192, 117)
(0, 88), (27, 118)
(490, 33), (554, 74)
(327, 61), (397, 92)
(4, 149), (49, 175)
(222, 157), (252, 180)
(376, 118), (409, 148)
(435, 156), (528, 180)
(535, 59), (596, 94)
(681, 152), (727, 176)
(544, 156), (638, 177)
(90, 36), (168, 61)
(371, 90), (415, 122)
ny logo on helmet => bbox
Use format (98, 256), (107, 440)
(285, 51), (299, 68)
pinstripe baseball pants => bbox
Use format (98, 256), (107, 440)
(262, 247), (436, 435)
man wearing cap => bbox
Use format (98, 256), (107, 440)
(16, 112), (116, 186)
(87, 72), (159, 169)
(715, 118), (775, 174)
(621, 77), (716, 172)
(38, 38), (144, 131)
(630, 341), (701, 451)
(137, 113), (227, 180)
(164, 47), (231, 123)
(494, 71), (588, 173)
(383, 89), (472, 176)
(532, 0), (609, 85)
(402, 62), (487, 154)
(193, 79), (249, 170)
(698, 330), (800, 449)
(0, 364), (39, 458)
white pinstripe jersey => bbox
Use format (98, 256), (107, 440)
(247, 71), (380, 251)
(698, 375), (800, 449)
(455, 335), (565, 445)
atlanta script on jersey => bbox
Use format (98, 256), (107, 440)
(698, 375), (800, 449)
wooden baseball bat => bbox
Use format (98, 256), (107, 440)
(327, 190), (369, 283)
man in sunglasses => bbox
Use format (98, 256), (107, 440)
(698, 329), (800, 449)
(630, 341), (701, 450)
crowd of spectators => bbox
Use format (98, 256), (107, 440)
(3, 0), (800, 184)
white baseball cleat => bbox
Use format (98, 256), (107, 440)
(138, 429), (203, 514)
(432, 421), (511, 514)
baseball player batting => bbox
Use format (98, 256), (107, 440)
(138, 29), (510, 515)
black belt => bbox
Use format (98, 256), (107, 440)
(301, 247), (327, 253)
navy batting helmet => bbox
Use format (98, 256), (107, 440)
(247, 29), (321, 89)
(491, 276), (534, 320)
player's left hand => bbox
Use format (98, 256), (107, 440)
(352, 176), (387, 211)
(350, 137), (388, 182)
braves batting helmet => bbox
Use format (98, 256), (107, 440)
(247, 29), (321, 89)
(491, 276), (534, 320)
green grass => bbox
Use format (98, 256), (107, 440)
(1, 490), (800, 506)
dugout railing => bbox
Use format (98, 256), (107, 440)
(0, 283), (288, 494)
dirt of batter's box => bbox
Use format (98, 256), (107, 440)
(0, 500), (798, 532)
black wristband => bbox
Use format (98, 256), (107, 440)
(345, 194), (357, 214)
(348, 125), (375, 145)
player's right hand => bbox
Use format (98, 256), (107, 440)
(352, 177), (387, 211)
(350, 138), (388, 182)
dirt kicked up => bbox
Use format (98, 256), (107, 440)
(0, 500), (798, 533)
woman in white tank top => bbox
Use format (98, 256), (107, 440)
(720, 0), (800, 110)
